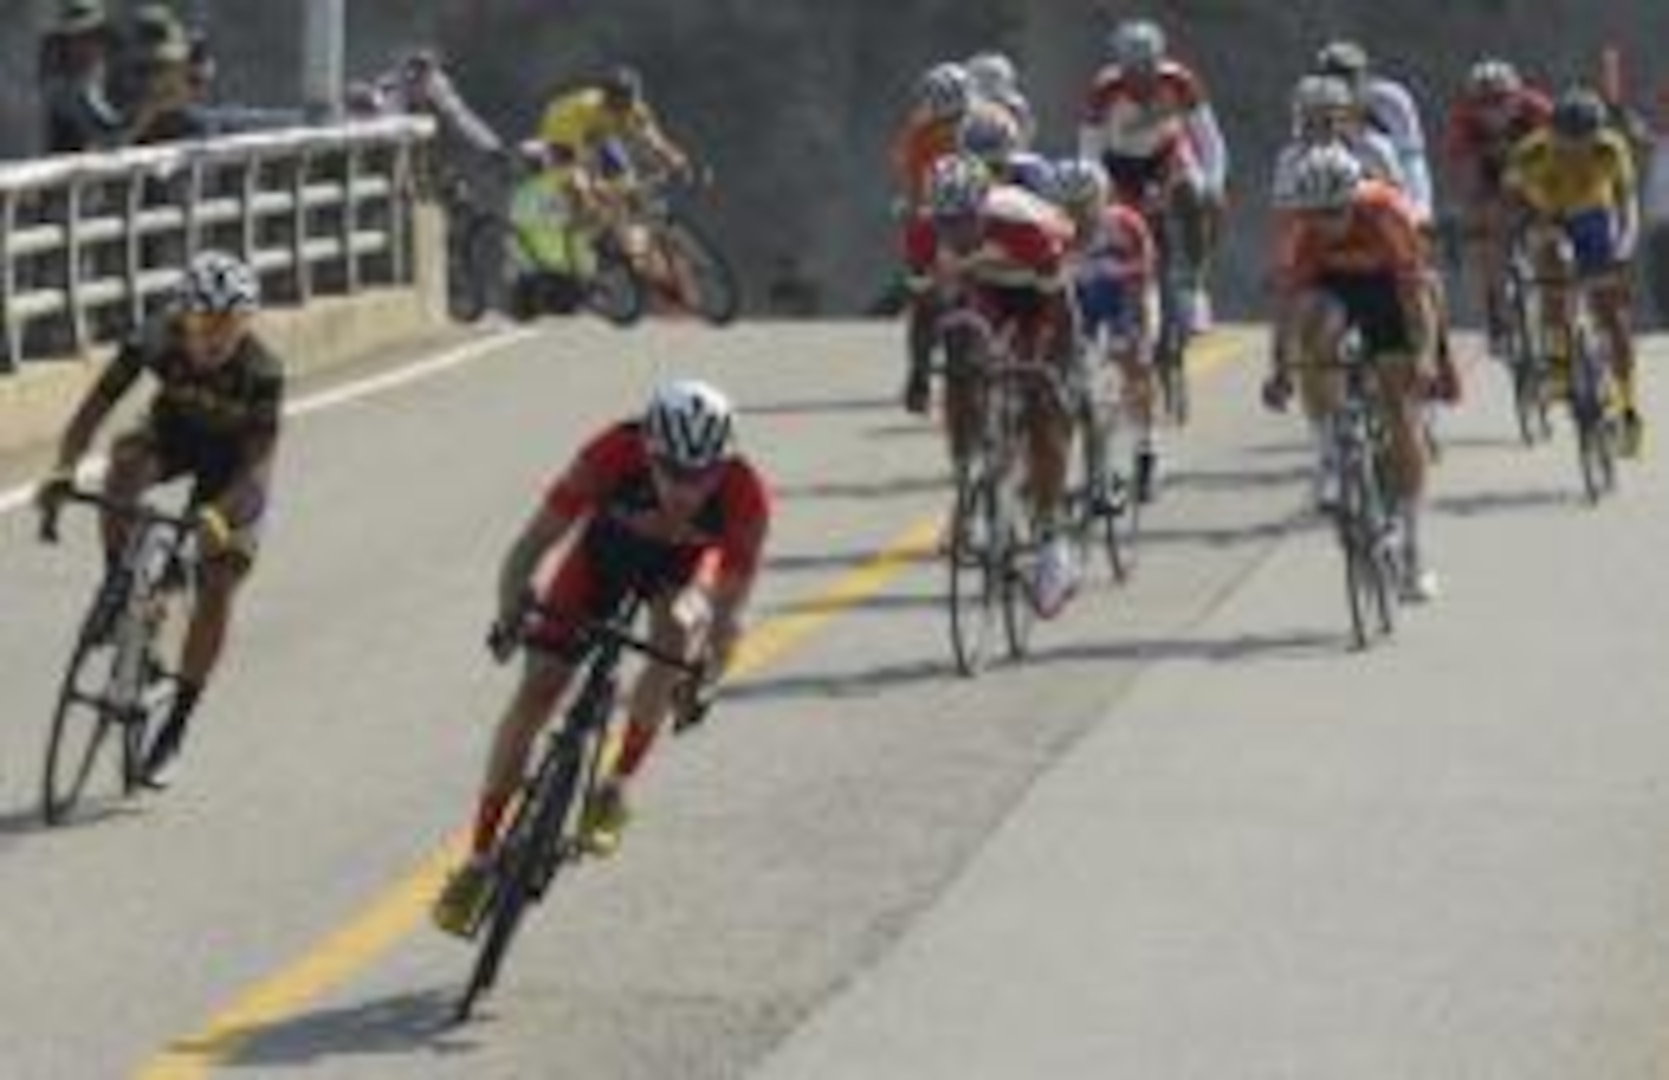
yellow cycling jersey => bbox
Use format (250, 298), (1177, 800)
(1505, 128), (1635, 217)
(538, 88), (653, 154)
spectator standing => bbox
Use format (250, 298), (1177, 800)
(38, 0), (124, 154)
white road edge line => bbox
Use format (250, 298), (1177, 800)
(0, 327), (537, 518)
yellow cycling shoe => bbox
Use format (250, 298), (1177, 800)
(579, 783), (632, 858)
(432, 856), (493, 938)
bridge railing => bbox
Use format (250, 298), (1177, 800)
(0, 115), (435, 372)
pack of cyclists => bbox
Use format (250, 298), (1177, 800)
(20, 23), (1654, 945)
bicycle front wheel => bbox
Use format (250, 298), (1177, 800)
(584, 242), (646, 328)
(1000, 492), (1038, 661)
(42, 614), (124, 824)
(948, 477), (999, 677)
(1337, 465), (1394, 650)
(458, 738), (585, 1021)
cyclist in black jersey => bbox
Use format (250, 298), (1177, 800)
(36, 250), (284, 786)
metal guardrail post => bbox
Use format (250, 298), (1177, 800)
(342, 142), (360, 293)
(240, 152), (259, 265)
(64, 180), (86, 352)
(388, 138), (410, 285)
(184, 156), (204, 262)
(124, 171), (145, 332)
(291, 151), (312, 302)
(1, 192), (17, 372)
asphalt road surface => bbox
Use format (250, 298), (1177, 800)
(2, 321), (1667, 1079)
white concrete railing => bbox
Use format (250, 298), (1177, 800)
(0, 115), (435, 371)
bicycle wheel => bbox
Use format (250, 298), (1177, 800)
(458, 735), (585, 1021)
(1571, 333), (1615, 504)
(1337, 460), (1393, 650)
(583, 240), (646, 328)
(1076, 398), (1135, 584)
(659, 216), (741, 326)
(42, 597), (129, 823)
(1511, 359), (1552, 446)
(948, 476), (999, 677)
(999, 488), (1038, 660)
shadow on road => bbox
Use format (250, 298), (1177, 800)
(1029, 628), (1342, 668)
(744, 395), (897, 418)
(1139, 510), (1315, 551)
(722, 656), (956, 705)
(1431, 486), (1578, 518)
(773, 472), (945, 502)
(0, 797), (144, 839)
(223, 986), (481, 1069)
(1164, 463), (1311, 493)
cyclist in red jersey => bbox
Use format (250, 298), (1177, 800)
(433, 380), (770, 936)
(1445, 58), (1553, 351)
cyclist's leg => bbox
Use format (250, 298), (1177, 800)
(904, 290), (941, 415)
(468, 552), (613, 858)
(1530, 221), (1577, 386)
(1019, 291), (1075, 525)
(101, 428), (165, 576)
(1167, 148), (1213, 327)
(139, 445), (256, 781)
(1293, 285), (1350, 502)
(1360, 273), (1438, 592)
(1569, 208), (1638, 419)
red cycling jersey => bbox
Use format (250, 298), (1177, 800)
(903, 184), (1075, 293)
(545, 421), (769, 582)
(1082, 60), (1206, 161)
(1445, 86), (1553, 184)
(534, 422), (770, 655)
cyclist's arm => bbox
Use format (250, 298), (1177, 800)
(497, 503), (578, 620)
(51, 341), (145, 475)
(1184, 100), (1229, 196)
(634, 105), (691, 175)
(701, 465), (772, 670)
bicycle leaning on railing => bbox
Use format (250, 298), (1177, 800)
(37, 488), (197, 824)
(454, 594), (710, 1022)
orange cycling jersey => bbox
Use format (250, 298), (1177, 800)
(1277, 179), (1427, 289)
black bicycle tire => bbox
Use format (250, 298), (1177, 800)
(999, 487), (1037, 660)
(457, 737), (586, 1021)
(581, 241), (646, 327)
(42, 614), (121, 824)
(948, 476), (999, 677)
(661, 216), (741, 326)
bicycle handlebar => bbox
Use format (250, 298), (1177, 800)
(38, 487), (196, 546)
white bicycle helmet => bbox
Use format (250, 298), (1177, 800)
(917, 63), (973, 122)
(1053, 157), (1110, 210)
(1108, 19), (1167, 72)
(1291, 74), (1356, 123)
(1467, 58), (1522, 96)
(1283, 144), (1365, 212)
(175, 250), (259, 315)
(924, 154), (991, 219)
(644, 379), (735, 471)
(966, 51), (1019, 98)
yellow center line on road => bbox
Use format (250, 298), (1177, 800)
(136, 326), (1257, 1079)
